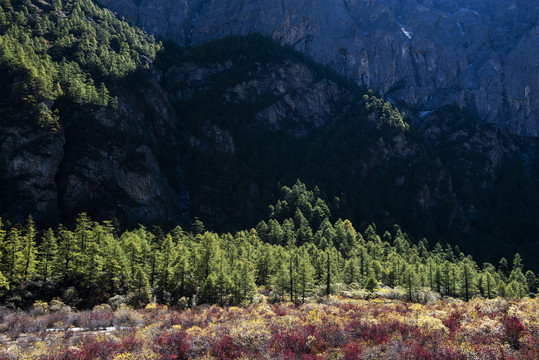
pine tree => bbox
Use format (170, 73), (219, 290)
(148, 229), (161, 288)
(19, 216), (38, 283)
(364, 274), (379, 293)
(403, 265), (419, 301)
(508, 268), (528, 297)
(343, 256), (361, 285)
(83, 223), (106, 287)
(0, 219), (9, 290)
(1, 227), (23, 285)
(288, 250), (297, 301)
(130, 265), (152, 307)
(36, 228), (58, 281)
(267, 219), (283, 245)
(460, 258), (477, 301)
(482, 271), (496, 299)
(255, 243), (272, 285)
(102, 235), (129, 296)
(296, 247), (315, 302)
(282, 219), (296, 248)
(320, 247), (340, 297)
(232, 260), (257, 303)
(195, 232), (220, 284)
(525, 270), (536, 294)
(158, 234), (176, 295)
(75, 213), (92, 266)
(272, 251), (290, 301)
(172, 243), (193, 301)
(203, 251), (232, 306)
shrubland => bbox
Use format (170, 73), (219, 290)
(0, 297), (538, 359)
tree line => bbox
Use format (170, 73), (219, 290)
(0, 181), (535, 309)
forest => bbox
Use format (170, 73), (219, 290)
(0, 181), (535, 311)
(0, 0), (159, 128)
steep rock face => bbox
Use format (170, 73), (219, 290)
(0, 120), (65, 224)
(0, 73), (190, 228)
(96, 0), (539, 136)
(56, 74), (189, 227)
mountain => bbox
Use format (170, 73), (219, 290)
(2, 0), (539, 272)
(0, 0), (189, 227)
(95, 0), (539, 136)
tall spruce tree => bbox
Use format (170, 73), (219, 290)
(37, 228), (58, 281)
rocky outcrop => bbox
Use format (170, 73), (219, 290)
(96, 0), (539, 136)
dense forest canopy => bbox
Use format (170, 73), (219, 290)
(0, 0), (160, 128)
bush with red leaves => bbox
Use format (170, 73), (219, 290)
(343, 341), (364, 360)
(502, 315), (526, 349)
(155, 331), (191, 360)
(442, 310), (463, 337)
(211, 335), (242, 360)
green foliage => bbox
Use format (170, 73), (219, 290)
(0, 182), (534, 308)
(364, 274), (379, 292)
(363, 90), (408, 131)
(0, 0), (160, 127)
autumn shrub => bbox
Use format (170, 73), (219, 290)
(376, 287), (406, 300)
(46, 311), (70, 329)
(78, 337), (124, 360)
(361, 323), (390, 344)
(49, 299), (72, 313)
(155, 330), (191, 360)
(113, 306), (144, 328)
(343, 341), (364, 360)
(108, 295), (128, 310)
(502, 315), (526, 349)
(2, 298), (539, 359)
(30, 300), (49, 316)
(119, 329), (144, 352)
(416, 288), (440, 304)
(211, 335), (242, 360)
(442, 310), (463, 336)
(81, 310), (113, 330)
(5, 313), (28, 339)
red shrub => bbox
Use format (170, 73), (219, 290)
(120, 330), (144, 352)
(271, 330), (308, 355)
(211, 335), (242, 360)
(411, 344), (434, 359)
(82, 311), (112, 330)
(362, 324), (390, 344)
(502, 315), (526, 349)
(343, 341), (364, 360)
(51, 348), (82, 360)
(442, 311), (463, 336)
(273, 305), (288, 317)
(78, 338), (123, 360)
(155, 331), (191, 360)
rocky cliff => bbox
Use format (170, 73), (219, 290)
(0, 71), (189, 228)
(96, 0), (539, 136)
